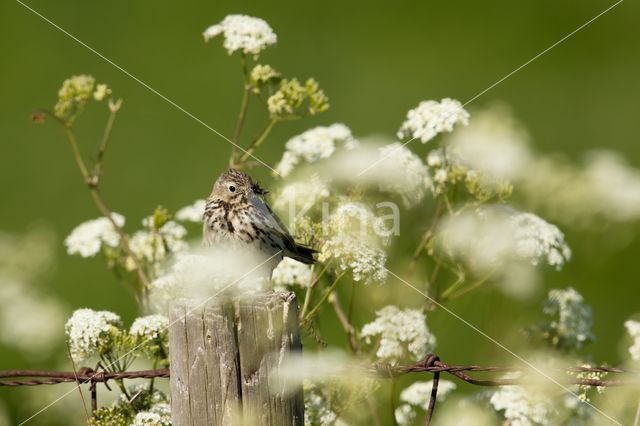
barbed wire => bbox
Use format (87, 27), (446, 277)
(1, 355), (638, 424)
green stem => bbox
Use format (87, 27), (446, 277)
(231, 54), (250, 165)
(92, 103), (120, 182)
(62, 125), (150, 309)
(302, 272), (345, 323)
(390, 378), (399, 426)
(299, 262), (331, 320)
(238, 119), (276, 164)
(446, 270), (495, 300)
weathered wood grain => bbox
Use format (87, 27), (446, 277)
(170, 292), (303, 426)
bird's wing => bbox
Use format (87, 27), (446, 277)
(247, 193), (301, 254)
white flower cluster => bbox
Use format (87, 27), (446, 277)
(203, 15), (277, 56)
(273, 175), (330, 212)
(130, 314), (169, 341)
(424, 147), (513, 201)
(511, 213), (572, 270)
(395, 380), (456, 426)
(360, 305), (436, 364)
(64, 213), (125, 257)
(397, 98), (469, 143)
(65, 308), (122, 362)
(271, 258), (313, 288)
(624, 320), (640, 361)
(490, 386), (554, 426)
(541, 287), (594, 351)
(446, 104), (533, 180)
(275, 124), (358, 177)
(175, 199), (206, 222)
(0, 279), (65, 357)
(127, 220), (188, 271)
(131, 402), (171, 426)
(440, 207), (571, 277)
(304, 382), (339, 426)
(320, 202), (389, 283)
(377, 143), (430, 208)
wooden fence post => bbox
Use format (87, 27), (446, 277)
(169, 291), (304, 426)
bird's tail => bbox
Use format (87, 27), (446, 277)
(288, 244), (317, 265)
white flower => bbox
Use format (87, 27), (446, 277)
(320, 202), (389, 283)
(65, 308), (122, 362)
(0, 279), (66, 357)
(93, 83), (111, 101)
(360, 306), (435, 364)
(175, 199), (206, 222)
(540, 287), (594, 351)
(490, 386), (554, 426)
(203, 15), (277, 56)
(128, 220), (188, 270)
(376, 143), (430, 207)
(130, 314), (169, 341)
(271, 258), (313, 288)
(439, 206), (571, 273)
(304, 382), (339, 426)
(273, 175), (330, 212)
(446, 104), (533, 180)
(275, 124), (358, 177)
(397, 98), (469, 143)
(399, 380), (456, 408)
(511, 212), (571, 270)
(395, 380), (456, 425)
(131, 402), (171, 426)
(625, 320), (640, 361)
(64, 213), (125, 257)
(394, 404), (416, 426)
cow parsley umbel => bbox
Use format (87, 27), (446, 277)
(203, 15), (277, 56)
(360, 305), (436, 364)
(397, 98), (469, 143)
(65, 309), (122, 362)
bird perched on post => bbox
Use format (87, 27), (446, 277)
(203, 168), (315, 275)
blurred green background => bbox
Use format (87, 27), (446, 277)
(1, 0), (639, 423)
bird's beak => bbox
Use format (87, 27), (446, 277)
(251, 183), (268, 196)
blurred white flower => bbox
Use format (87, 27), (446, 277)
(273, 175), (330, 212)
(131, 402), (171, 426)
(446, 104), (533, 180)
(360, 306), (436, 364)
(150, 248), (270, 312)
(439, 206), (571, 273)
(537, 287), (594, 351)
(271, 258), (313, 288)
(65, 308), (122, 362)
(377, 143), (430, 207)
(397, 98), (469, 143)
(175, 199), (206, 222)
(400, 380), (456, 407)
(0, 279), (66, 358)
(394, 404), (416, 426)
(127, 220), (188, 271)
(275, 124), (358, 177)
(64, 213), (125, 257)
(511, 213), (571, 270)
(304, 382), (339, 426)
(624, 320), (640, 361)
(320, 236), (387, 283)
(93, 83), (111, 101)
(490, 386), (555, 426)
(320, 202), (389, 283)
(130, 315), (169, 341)
(203, 15), (277, 56)
(394, 380), (456, 425)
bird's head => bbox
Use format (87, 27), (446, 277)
(210, 168), (268, 203)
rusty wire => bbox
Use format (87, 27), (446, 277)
(0, 355), (638, 424)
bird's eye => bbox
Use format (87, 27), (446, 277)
(228, 185), (236, 193)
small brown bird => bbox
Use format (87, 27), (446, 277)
(203, 169), (315, 273)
